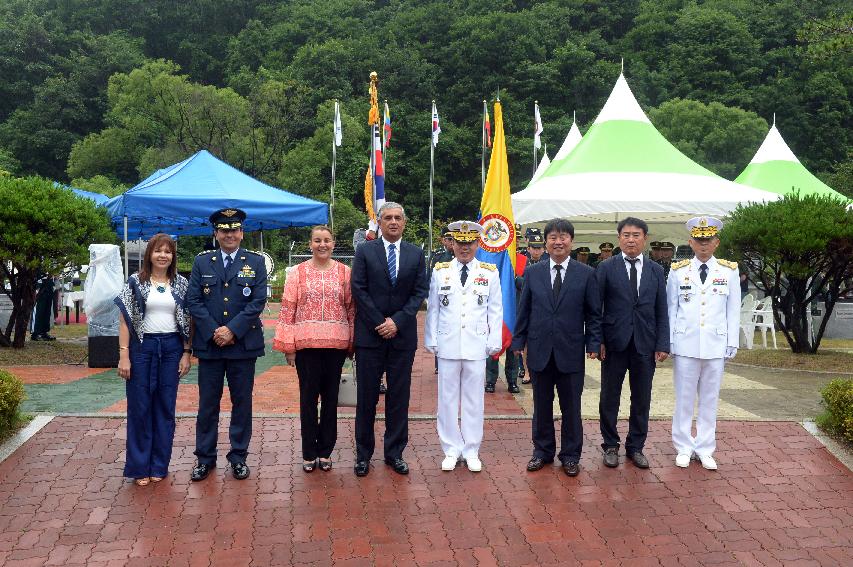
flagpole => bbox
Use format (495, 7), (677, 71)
(429, 100), (435, 262)
(481, 100), (486, 193)
(331, 100), (337, 231)
(382, 99), (388, 181)
(533, 101), (538, 178)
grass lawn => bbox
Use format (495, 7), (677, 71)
(732, 332), (853, 373)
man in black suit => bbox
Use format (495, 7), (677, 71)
(351, 202), (429, 477)
(596, 217), (669, 469)
(511, 219), (601, 477)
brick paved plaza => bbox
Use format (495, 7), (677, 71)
(0, 314), (851, 566)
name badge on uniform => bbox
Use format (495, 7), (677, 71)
(440, 286), (451, 291)
(243, 286), (251, 297)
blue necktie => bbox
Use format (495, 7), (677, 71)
(388, 243), (397, 285)
(224, 254), (232, 276)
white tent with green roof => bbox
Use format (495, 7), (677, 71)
(512, 74), (780, 243)
(735, 122), (847, 201)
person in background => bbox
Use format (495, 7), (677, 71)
(31, 273), (57, 341)
(658, 241), (676, 278)
(593, 242), (614, 267)
(575, 246), (591, 265)
(274, 225), (354, 472)
(115, 234), (192, 486)
(515, 232), (548, 385)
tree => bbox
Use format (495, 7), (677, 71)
(649, 98), (767, 179)
(720, 193), (853, 353)
(0, 177), (115, 348)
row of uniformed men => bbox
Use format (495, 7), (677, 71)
(424, 216), (738, 473)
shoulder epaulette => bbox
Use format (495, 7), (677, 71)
(243, 249), (263, 257)
(717, 259), (738, 270)
(479, 262), (497, 271)
(434, 262), (451, 270)
(670, 259), (690, 270)
(198, 250), (214, 257)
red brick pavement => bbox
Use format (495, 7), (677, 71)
(8, 365), (107, 385)
(0, 417), (850, 566)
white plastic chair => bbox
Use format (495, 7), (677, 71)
(753, 299), (778, 349)
(739, 294), (756, 349)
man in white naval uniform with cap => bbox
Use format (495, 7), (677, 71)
(425, 220), (503, 472)
(667, 216), (740, 470)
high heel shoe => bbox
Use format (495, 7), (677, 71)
(318, 459), (332, 471)
(303, 459), (317, 472)
(134, 477), (150, 486)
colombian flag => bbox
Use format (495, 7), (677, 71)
(476, 101), (516, 355)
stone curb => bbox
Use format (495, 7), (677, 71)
(0, 415), (54, 465)
(801, 420), (853, 472)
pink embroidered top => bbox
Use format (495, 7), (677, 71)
(273, 260), (355, 353)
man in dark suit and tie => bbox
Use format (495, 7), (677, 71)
(595, 217), (669, 469)
(351, 202), (429, 477)
(511, 219), (601, 477)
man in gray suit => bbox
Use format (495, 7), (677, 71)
(595, 217), (669, 469)
(511, 219), (601, 477)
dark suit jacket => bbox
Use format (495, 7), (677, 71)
(187, 247), (268, 359)
(511, 259), (602, 374)
(595, 253), (669, 354)
(351, 238), (429, 351)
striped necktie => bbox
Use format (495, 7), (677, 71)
(388, 243), (397, 285)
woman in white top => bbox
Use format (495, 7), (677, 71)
(115, 234), (192, 486)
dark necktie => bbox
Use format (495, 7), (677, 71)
(387, 243), (397, 285)
(626, 257), (639, 300)
(553, 264), (563, 300)
(460, 264), (469, 286)
(700, 263), (708, 284)
(224, 254), (232, 276)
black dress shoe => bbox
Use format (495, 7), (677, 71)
(628, 451), (650, 469)
(508, 382), (520, 394)
(603, 447), (619, 468)
(526, 457), (552, 472)
(42, 334), (57, 341)
(354, 461), (369, 477)
(191, 463), (212, 481)
(31, 334), (44, 341)
(379, 382), (387, 394)
(562, 461), (580, 477)
(232, 462), (250, 480)
(485, 383), (496, 393)
(384, 457), (409, 475)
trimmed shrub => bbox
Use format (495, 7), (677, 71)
(0, 369), (26, 434)
(816, 378), (853, 444)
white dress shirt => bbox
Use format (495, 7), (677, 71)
(382, 236), (401, 276)
(549, 257), (570, 286)
(622, 253), (644, 295)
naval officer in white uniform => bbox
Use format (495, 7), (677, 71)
(667, 216), (740, 470)
(424, 221), (503, 472)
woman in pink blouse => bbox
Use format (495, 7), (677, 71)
(274, 225), (355, 472)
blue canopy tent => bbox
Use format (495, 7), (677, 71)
(105, 150), (329, 274)
(71, 187), (111, 205)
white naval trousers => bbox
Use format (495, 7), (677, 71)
(436, 358), (486, 459)
(672, 355), (725, 457)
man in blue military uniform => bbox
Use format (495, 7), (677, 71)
(187, 208), (268, 481)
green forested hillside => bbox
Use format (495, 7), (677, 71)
(0, 0), (850, 238)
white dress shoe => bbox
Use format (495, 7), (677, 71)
(675, 453), (691, 468)
(698, 455), (717, 470)
(465, 456), (482, 472)
(441, 455), (458, 471)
